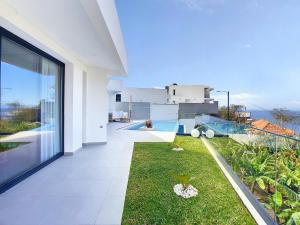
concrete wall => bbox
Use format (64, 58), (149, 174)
(115, 102), (150, 120)
(121, 88), (167, 104)
(151, 104), (178, 120)
(178, 102), (219, 119)
(114, 101), (218, 122)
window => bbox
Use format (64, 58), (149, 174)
(173, 89), (176, 96)
(116, 94), (121, 102)
(0, 27), (64, 192)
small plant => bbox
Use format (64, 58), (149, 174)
(171, 140), (184, 151)
(175, 174), (194, 190)
(173, 142), (180, 148)
(173, 174), (198, 198)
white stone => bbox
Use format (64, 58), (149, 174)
(172, 147), (184, 151)
(173, 184), (198, 198)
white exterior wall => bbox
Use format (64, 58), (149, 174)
(108, 93), (117, 112)
(151, 104), (179, 120)
(84, 68), (108, 144)
(0, 0), (127, 154)
(168, 85), (210, 104)
(64, 64), (84, 153)
(121, 88), (167, 104)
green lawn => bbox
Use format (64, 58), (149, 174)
(122, 136), (256, 225)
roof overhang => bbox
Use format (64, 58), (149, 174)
(0, 0), (128, 75)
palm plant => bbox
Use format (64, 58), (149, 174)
(175, 175), (194, 190)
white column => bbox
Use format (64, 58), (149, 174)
(64, 63), (83, 154)
(83, 67), (108, 144)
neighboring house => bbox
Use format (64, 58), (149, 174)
(120, 87), (168, 104)
(235, 111), (252, 124)
(0, 0), (127, 192)
(166, 83), (214, 104)
(108, 81), (218, 120)
(252, 119), (295, 136)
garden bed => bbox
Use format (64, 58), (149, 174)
(208, 136), (300, 225)
(122, 136), (256, 225)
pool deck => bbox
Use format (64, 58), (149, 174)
(0, 122), (176, 225)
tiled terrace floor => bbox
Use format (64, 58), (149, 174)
(0, 122), (175, 225)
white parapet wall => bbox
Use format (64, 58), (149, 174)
(179, 119), (196, 133)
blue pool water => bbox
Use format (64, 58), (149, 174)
(197, 115), (248, 135)
(128, 120), (179, 132)
(32, 124), (55, 131)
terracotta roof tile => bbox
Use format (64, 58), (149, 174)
(251, 119), (295, 136)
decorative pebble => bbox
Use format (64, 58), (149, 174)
(172, 147), (184, 151)
(173, 184), (198, 198)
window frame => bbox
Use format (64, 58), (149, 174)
(0, 27), (65, 194)
(116, 93), (121, 102)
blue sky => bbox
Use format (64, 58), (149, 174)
(1, 63), (56, 106)
(116, 0), (300, 110)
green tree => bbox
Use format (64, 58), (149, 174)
(219, 104), (246, 122)
(271, 108), (298, 128)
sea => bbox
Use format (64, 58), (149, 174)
(249, 110), (300, 133)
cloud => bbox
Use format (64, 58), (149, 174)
(243, 43), (252, 48)
(176, 0), (225, 11)
(212, 92), (262, 108)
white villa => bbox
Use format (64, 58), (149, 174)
(108, 81), (215, 105)
(108, 80), (219, 121)
(167, 83), (214, 104)
(0, 1), (290, 225)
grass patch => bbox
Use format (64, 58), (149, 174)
(0, 142), (30, 152)
(0, 120), (39, 134)
(122, 136), (256, 225)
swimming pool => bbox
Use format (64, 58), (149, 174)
(128, 120), (179, 132)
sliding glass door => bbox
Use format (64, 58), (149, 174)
(0, 28), (64, 192)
